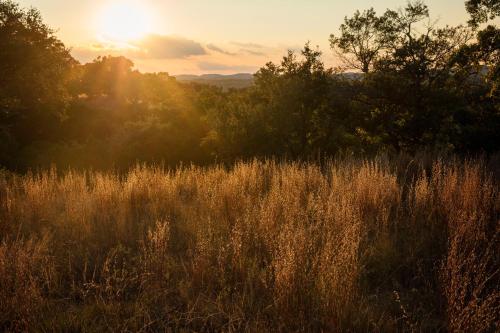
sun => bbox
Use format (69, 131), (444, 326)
(98, 2), (152, 42)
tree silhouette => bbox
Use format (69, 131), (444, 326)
(466, 0), (500, 27)
(329, 8), (396, 73)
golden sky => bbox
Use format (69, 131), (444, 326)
(18, 0), (472, 74)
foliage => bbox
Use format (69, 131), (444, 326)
(0, 0), (75, 167)
(207, 45), (347, 159)
(329, 7), (398, 73)
(466, 0), (500, 27)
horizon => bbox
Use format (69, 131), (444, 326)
(17, 0), (472, 75)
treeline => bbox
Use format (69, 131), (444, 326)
(0, 0), (499, 170)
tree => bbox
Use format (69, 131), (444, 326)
(78, 56), (135, 100)
(0, 0), (75, 166)
(209, 43), (367, 158)
(329, 8), (396, 73)
(331, 1), (479, 151)
(252, 44), (336, 157)
(329, 1), (436, 75)
(449, 24), (500, 151)
(466, 0), (500, 27)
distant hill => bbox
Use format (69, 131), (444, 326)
(175, 73), (254, 90)
(173, 72), (368, 90)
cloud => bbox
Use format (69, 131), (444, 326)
(241, 49), (266, 56)
(197, 61), (258, 72)
(206, 43), (236, 56)
(71, 35), (208, 63)
(230, 41), (265, 49)
(133, 35), (206, 59)
(70, 38), (299, 74)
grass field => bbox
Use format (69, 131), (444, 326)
(0, 155), (498, 332)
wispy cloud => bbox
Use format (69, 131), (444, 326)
(240, 49), (266, 56)
(230, 41), (265, 49)
(206, 43), (236, 56)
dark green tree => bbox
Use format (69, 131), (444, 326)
(331, 1), (474, 151)
(0, 0), (75, 166)
(207, 42), (370, 159)
(77, 56), (135, 100)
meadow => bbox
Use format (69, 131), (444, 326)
(0, 155), (498, 332)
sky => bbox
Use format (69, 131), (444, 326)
(17, 0), (472, 75)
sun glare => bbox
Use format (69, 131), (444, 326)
(98, 2), (152, 43)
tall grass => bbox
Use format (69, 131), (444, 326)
(0, 156), (498, 332)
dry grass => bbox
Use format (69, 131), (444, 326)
(0, 156), (498, 332)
